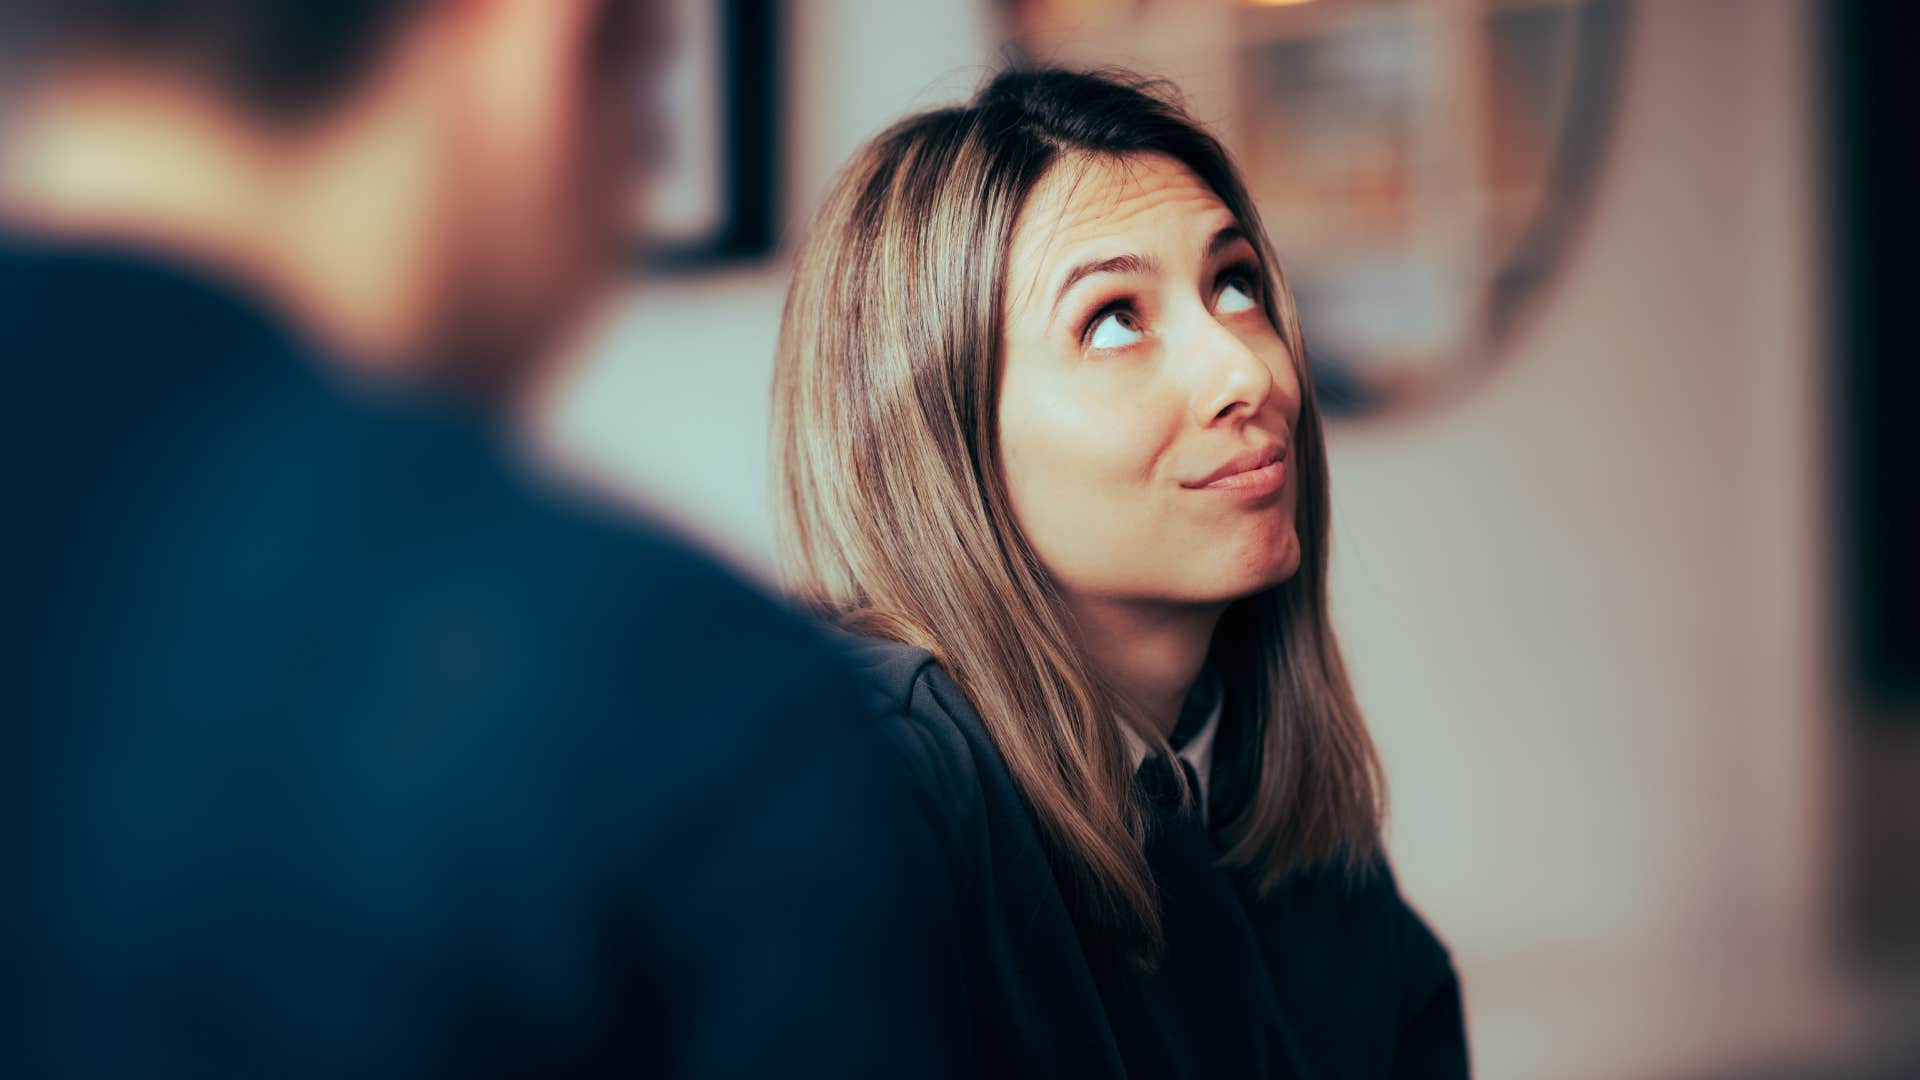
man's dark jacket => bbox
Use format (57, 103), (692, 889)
(1, 234), (962, 1079)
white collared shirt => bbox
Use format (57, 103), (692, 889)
(1119, 678), (1223, 823)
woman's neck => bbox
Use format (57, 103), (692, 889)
(1069, 596), (1225, 739)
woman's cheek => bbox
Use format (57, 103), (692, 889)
(1001, 396), (1141, 579)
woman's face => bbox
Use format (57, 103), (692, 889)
(998, 152), (1303, 608)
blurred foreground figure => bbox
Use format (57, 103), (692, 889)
(0, 3), (958, 1076)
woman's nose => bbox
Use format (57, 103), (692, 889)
(1186, 317), (1275, 427)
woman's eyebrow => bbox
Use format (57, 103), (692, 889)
(1042, 225), (1249, 325)
(1207, 224), (1251, 257)
(1048, 252), (1158, 324)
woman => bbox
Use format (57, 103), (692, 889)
(774, 67), (1468, 1079)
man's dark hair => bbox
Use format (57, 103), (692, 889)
(0, 1), (426, 120)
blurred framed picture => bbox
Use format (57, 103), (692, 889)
(1234, 0), (1627, 417)
(640, 0), (782, 269)
(996, 0), (1629, 420)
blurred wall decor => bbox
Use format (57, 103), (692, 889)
(1828, 0), (1920, 994)
(1831, 0), (1920, 721)
(642, 0), (782, 268)
(1000, 0), (1628, 419)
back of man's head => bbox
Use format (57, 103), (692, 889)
(0, 0), (662, 398)
(0, 2), (425, 122)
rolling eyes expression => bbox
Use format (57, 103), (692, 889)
(1077, 263), (1266, 355)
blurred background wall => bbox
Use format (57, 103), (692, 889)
(537, 1), (1914, 1076)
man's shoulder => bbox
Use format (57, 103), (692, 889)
(2, 234), (849, 724)
(364, 424), (854, 725)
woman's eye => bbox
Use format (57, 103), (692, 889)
(1216, 275), (1259, 315)
(1087, 309), (1144, 351)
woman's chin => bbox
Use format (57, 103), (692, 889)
(1167, 531), (1303, 605)
(1236, 529), (1304, 594)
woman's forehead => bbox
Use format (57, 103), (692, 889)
(1006, 152), (1241, 316)
(1017, 154), (1232, 256)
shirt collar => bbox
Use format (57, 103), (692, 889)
(1119, 675), (1224, 822)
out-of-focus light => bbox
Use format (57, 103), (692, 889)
(1244, 0), (1320, 7)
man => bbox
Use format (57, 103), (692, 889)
(0, 3), (959, 1076)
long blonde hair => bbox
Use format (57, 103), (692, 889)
(773, 67), (1382, 961)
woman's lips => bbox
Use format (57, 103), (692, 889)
(1200, 458), (1287, 497)
(1186, 443), (1288, 495)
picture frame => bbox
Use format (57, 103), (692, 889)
(996, 0), (1630, 421)
(642, 0), (783, 270)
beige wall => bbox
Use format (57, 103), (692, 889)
(1325, 3), (1845, 1075)
(542, 2), (1855, 1075)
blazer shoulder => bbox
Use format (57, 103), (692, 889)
(828, 634), (930, 706)
(830, 633), (995, 845)
(1283, 856), (1453, 962)
(1287, 855), (1461, 1030)
(830, 634), (978, 732)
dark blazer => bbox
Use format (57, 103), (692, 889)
(852, 635), (1471, 1080)
(1, 235), (963, 1079)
